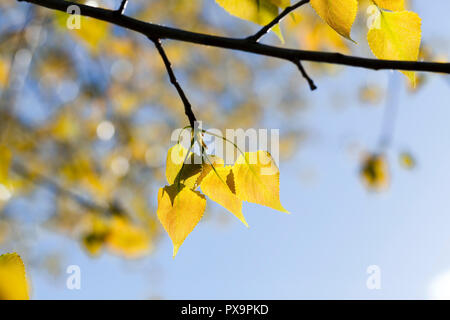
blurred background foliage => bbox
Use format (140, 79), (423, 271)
(0, 0), (447, 295)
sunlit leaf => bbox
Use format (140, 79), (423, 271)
(165, 143), (202, 189)
(310, 0), (358, 40)
(201, 166), (248, 227)
(233, 151), (289, 213)
(157, 184), (206, 257)
(367, 10), (422, 85)
(0, 253), (29, 300)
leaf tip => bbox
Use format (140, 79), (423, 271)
(172, 244), (180, 258)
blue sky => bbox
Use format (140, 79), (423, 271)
(5, 0), (450, 299)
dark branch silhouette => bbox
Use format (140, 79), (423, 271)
(293, 60), (317, 90)
(247, 0), (311, 42)
(17, 0), (450, 74)
(151, 38), (197, 128)
(116, 0), (128, 15)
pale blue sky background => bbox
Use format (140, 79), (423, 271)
(3, 0), (450, 299)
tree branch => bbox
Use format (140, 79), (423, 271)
(115, 0), (128, 15)
(17, 0), (450, 74)
(150, 37), (197, 128)
(247, 0), (310, 42)
(247, 0), (316, 90)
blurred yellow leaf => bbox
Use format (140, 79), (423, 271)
(0, 146), (11, 184)
(157, 184), (206, 257)
(360, 154), (390, 191)
(50, 112), (80, 142)
(233, 151), (289, 213)
(81, 214), (109, 256)
(54, 12), (109, 54)
(0, 58), (9, 87)
(0, 253), (29, 300)
(106, 216), (152, 259)
(310, 0), (358, 40)
(367, 10), (421, 85)
(201, 166), (248, 227)
(399, 152), (416, 170)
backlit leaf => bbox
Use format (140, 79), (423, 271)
(233, 151), (289, 213)
(157, 184), (206, 257)
(367, 10), (421, 85)
(310, 0), (358, 40)
(0, 253), (29, 300)
(165, 143), (202, 189)
(201, 166), (248, 227)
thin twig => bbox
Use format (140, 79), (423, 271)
(293, 60), (317, 90)
(247, 0), (310, 42)
(116, 0), (128, 15)
(151, 38), (197, 128)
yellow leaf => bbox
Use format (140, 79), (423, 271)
(81, 214), (109, 256)
(157, 184), (206, 257)
(106, 216), (152, 259)
(373, 0), (405, 11)
(233, 151), (289, 213)
(216, 0), (285, 41)
(360, 154), (390, 191)
(0, 146), (11, 184)
(367, 10), (421, 85)
(269, 0), (290, 8)
(310, 0), (358, 40)
(166, 144), (226, 189)
(201, 166), (248, 227)
(196, 155), (225, 186)
(165, 144), (203, 189)
(0, 253), (29, 300)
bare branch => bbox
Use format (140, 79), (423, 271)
(247, 0), (310, 42)
(151, 38), (197, 128)
(16, 0), (450, 74)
